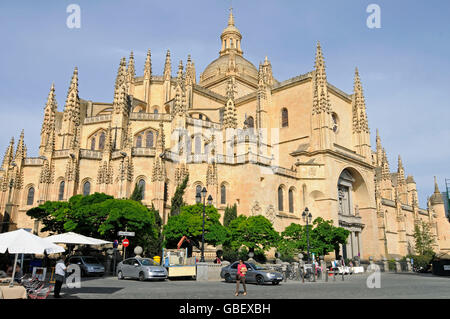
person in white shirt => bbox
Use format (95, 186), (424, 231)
(54, 256), (67, 298)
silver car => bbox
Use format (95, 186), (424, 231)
(117, 257), (168, 281)
(220, 261), (284, 285)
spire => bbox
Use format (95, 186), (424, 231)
(352, 68), (369, 134)
(41, 83), (57, 135)
(381, 148), (390, 179)
(228, 7), (235, 26)
(312, 41), (331, 115)
(127, 51), (135, 86)
(144, 49), (152, 80)
(397, 155), (405, 185)
(177, 60), (184, 85)
(62, 67), (80, 130)
(434, 176), (440, 194)
(113, 57), (129, 115)
(430, 176), (444, 205)
(156, 121), (165, 153)
(2, 137), (15, 170)
(223, 77), (238, 129)
(15, 130), (26, 162)
(163, 50), (172, 81)
(185, 55), (196, 85)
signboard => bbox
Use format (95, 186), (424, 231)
(118, 231), (135, 237)
(444, 265), (450, 271)
(122, 239), (130, 247)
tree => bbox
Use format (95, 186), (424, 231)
(26, 193), (160, 256)
(223, 204), (237, 227)
(170, 175), (189, 216)
(163, 203), (227, 248)
(278, 218), (350, 259)
(130, 183), (144, 202)
(225, 215), (280, 253)
(413, 220), (436, 256)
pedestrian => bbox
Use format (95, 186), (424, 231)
(54, 255), (67, 298)
(235, 259), (247, 296)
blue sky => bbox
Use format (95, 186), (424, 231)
(0, 0), (449, 207)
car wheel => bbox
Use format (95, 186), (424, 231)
(225, 274), (233, 283)
(118, 271), (124, 280)
(256, 275), (264, 285)
(139, 272), (145, 281)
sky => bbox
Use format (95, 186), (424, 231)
(0, 0), (449, 208)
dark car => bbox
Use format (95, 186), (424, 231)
(67, 256), (105, 277)
(220, 262), (284, 285)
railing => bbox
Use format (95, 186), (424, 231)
(84, 114), (112, 124)
(53, 150), (70, 158)
(24, 158), (44, 166)
(132, 148), (156, 157)
(129, 112), (171, 121)
(79, 149), (102, 160)
(186, 117), (221, 130)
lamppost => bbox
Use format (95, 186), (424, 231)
(196, 187), (213, 263)
(302, 207), (312, 264)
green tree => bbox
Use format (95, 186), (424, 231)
(170, 175), (189, 216)
(130, 183), (144, 202)
(413, 220), (436, 256)
(225, 215), (280, 253)
(26, 193), (160, 256)
(163, 203), (227, 248)
(278, 218), (350, 259)
(223, 204), (237, 227)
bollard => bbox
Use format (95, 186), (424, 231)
(341, 268), (345, 281)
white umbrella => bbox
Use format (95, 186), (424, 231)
(45, 232), (111, 246)
(0, 229), (65, 287)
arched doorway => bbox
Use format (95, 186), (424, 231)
(337, 168), (367, 261)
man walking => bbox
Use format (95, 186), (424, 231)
(54, 255), (67, 298)
(235, 259), (247, 296)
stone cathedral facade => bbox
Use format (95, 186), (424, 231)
(0, 10), (449, 260)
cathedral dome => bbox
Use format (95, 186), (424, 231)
(200, 54), (258, 85)
(199, 8), (258, 87)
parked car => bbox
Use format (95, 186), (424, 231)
(117, 257), (168, 281)
(67, 256), (105, 277)
(220, 261), (284, 285)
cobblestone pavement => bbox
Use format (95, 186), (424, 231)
(52, 273), (450, 299)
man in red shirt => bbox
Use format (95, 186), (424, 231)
(235, 259), (247, 296)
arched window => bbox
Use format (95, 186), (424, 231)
(58, 181), (65, 201)
(195, 136), (202, 154)
(278, 186), (284, 211)
(281, 108), (289, 128)
(221, 184), (226, 205)
(289, 188), (294, 213)
(247, 116), (254, 128)
(146, 132), (154, 148)
(27, 187), (35, 205)
(154, 109), (159, 114)
(83, 181), (91, 196)
(138, 179), (145, 199)
(99, 132), (105, 150)
(90, 138), (96, 150)
(332, 113), (339, 133)
(136, 135), (142, 148)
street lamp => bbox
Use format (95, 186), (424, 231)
(302, 207), (312, 264)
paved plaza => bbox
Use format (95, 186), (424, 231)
(53, 273), (450, 299)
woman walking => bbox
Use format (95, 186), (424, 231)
(235, 259), (247, 296)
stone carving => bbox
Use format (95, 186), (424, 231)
(251, 200), (262, 217)
(265, 205), (276, 223)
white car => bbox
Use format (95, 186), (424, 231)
(117, 257), (167, 281)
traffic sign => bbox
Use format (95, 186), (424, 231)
(122, 239), (130, 247)
(118, 231), (135, 237)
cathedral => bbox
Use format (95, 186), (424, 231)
(0, 9), (448, 260)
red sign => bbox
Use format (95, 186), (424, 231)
(122, 239), (129, 247)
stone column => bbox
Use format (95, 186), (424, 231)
(196, 262), (208, 281)
(320, 256), (326, 280)
(357, 231), (363, 259)
(406, 258), (412, 272)
(351, 231), (358, 259)
(346, 233), (352, 259)
(395, 258), (401, 272)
